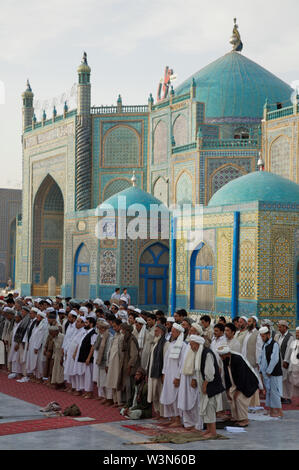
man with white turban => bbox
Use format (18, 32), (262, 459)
(160, 323), (187, 427)
(289, 327), (299, 397)
(192, 335), (224, 439)
(178, 333), (204, 431)
(165, 317), (175, 341)
(217, 345), (260, 427)
(258, 326), (283, 417)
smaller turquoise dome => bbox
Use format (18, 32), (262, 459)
(208, 171), (299, 207)
(100, 186), (168, 212)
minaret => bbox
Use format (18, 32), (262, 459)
(76, 52), (92, 211)
(22, 80), (34, 132)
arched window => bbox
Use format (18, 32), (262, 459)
(102, 178), (131, 201)
(139, 243), (169, 306)
(32, 175), (64, 290)
(172, 114), (188, 147)
(153, 177), (168, 206)
(270, 136), (291, 179)
(176, 172), (193, 206)
(153, 120), (167, 164)
(104, 126), (140, 167)
(234, 127), (249, 139)
(190, 243), (214, 311)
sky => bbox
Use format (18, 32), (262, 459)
(0, 0), (299, 189)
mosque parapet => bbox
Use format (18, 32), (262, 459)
(266, 102), (299, 121)
(23, 109), (77, 133)
(90, 104), (148, 114)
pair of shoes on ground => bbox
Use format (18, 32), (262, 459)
(16, 376), (30, 383)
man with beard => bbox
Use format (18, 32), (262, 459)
(235, 316), (248, 347)
(160, 323), (187, 427)
(120, 368), (152, 419)
(106, 318), (124, 407)
(165, 317), (175, 341)
(118, 323), (140, 405)
(147, 323), (169, 420)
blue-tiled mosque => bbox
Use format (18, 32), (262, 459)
(16, 20), (299, 326)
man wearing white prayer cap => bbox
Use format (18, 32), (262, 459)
(166, 316), (175, 341)
(217, 345), (260, 427)
(94, 298), (104, 307)
(235, 315), (248, 346)
(160, 322), (187, 428)
(274, 319), (294, 404)
(258, 326), (283, 417)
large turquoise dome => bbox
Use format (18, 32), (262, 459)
(208, 171), (299, 207)
(100, 186), (168, 212)
(175, 51), (293, 120)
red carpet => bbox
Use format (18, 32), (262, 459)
(0, 370), (124, 436)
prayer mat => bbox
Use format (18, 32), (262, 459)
(122, 422), (194, 436)
(124, 432), (229, 445)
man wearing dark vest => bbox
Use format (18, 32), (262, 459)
(73, 316), (98, 399)
(217, 345), (260, 427)
(258, 326), (283, 417)
(275, 320), (294, 404)
(192, 335), (224, 439)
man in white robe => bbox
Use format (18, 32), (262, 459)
(7, 313), (23, 379)
(64, 315), (86, 394)
(160, 323), (187, 427)
(178, 333), (203, 430)
(71, 316), (98, 398)
(193, 337), (224, 439)
(25, 311), (48, 382)
(61, 310), (78, 391)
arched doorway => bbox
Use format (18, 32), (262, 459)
(139, 243), (169, 307)
(190, 242), (214, 311)
(74, 243), (90, 299)
(32, 175), (64, 296)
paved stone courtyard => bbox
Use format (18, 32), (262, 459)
(0, 371), (298, 451)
